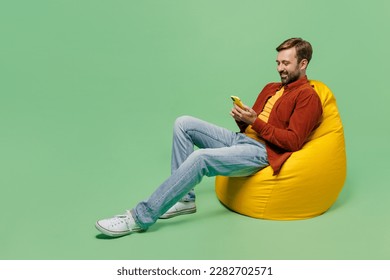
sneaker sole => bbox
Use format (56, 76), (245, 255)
(95, 222), (142, 237)
(159, 207), (197, 219)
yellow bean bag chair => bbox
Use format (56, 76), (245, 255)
(215, 80), (346, 220)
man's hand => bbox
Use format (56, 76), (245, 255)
(230, 103), (257, 125)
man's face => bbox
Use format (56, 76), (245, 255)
(276, 47), (302, 85)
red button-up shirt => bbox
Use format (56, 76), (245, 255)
(236, 76), (323, 175)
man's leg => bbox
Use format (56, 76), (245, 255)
(168, 115), (243, 205)
(95, 116), (268, 236)
(133, 132), (268, 230)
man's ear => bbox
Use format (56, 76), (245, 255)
(300, 59), (309, 70)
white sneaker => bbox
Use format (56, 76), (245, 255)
(159, 201), (197, 219)
(95, 210), (143, 237)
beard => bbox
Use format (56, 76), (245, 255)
(279, 68), (301, 85)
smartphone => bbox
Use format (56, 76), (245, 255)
(231, 95), (245, 109)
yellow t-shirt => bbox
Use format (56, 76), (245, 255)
(245, 87), (284, 142)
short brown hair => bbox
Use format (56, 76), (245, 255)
(276, 38), (313, 64)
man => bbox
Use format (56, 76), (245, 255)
(95, 38), (323, 237)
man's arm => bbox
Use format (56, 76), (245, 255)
(231, 88), (322, 152)
(251, 90), (322, 151)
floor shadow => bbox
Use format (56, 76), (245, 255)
(95, 233), (123, 240)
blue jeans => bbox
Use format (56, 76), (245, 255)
(132, 116), (269, 230)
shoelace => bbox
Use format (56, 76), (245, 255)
(113, 210), (141, 231)
(110, 210), (131, 226)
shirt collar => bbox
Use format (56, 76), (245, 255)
(278, 75), (309, 91)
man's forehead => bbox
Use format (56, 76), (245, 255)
(276, 48), (297, 61)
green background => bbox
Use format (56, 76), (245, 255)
(1, 0), (389, 259)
